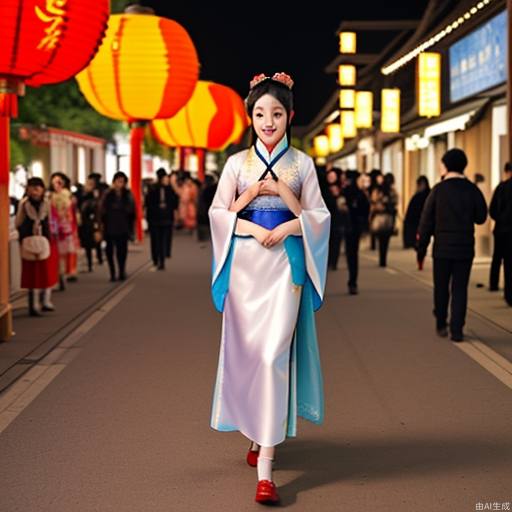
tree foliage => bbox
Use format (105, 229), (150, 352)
(17, 80), (122, 143)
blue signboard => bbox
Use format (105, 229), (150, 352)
(449, 10), (507, 103)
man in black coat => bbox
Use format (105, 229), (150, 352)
(417, 149), (488, 342)
(145, 168), (179, 270)
(342, 170), (370, 295)
(489, 162), (512, 305)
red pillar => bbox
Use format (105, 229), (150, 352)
(0, 115), (13, 341)
(197, 148), (205, 182)
(130, 123), (145, 242)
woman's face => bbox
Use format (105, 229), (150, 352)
(52, 176), (64, 192)
(252, 93), (288, 150)
(27, 185), (44, 200)
(113, 177), (126, 191)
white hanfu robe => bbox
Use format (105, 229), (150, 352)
(209, 137), (330, 447)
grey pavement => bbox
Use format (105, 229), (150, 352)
(0, 233), (510, 512)
(361, 237), (512, 362)
(0, 244), (150, 392)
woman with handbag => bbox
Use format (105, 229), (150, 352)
(16, 178), (58, 316)
(370, 173), (398, 267)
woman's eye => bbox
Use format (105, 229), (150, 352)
(274, 112), (282, 118)
(255, 113), (263, 118)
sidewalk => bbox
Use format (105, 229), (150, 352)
(0, 242), (151, 393)
(358, 235), (512, 362)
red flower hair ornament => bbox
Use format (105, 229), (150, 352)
(249, 72), (294, 90)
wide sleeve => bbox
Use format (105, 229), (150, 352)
(298, 156), (331, 304)
(209, 156), (238, 284)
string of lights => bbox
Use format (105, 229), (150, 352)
(381, 0), (493, 75)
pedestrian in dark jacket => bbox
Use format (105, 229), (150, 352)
(489, 162), (512, 305)
(100, 172), (135, 282)
(342, 170), (370, 294)
(79, 174), (103, 272)
(317, 166), (341, 270)
(145, 168), (179, 270)
(417, 149), (488, 342)
(403, 175), (430, 248)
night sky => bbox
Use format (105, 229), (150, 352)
(141, 2), (429, 126)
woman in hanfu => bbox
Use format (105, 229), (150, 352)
(209, 72), (330, 505)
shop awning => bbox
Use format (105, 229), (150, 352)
(401, 97), (491, 137)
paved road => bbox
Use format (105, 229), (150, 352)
(0, 234), (510, 512)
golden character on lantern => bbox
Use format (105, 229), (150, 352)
(35, 0), (68, 50)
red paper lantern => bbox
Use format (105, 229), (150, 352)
(0, 0), (109, 342)
(0, 0), (109, 85)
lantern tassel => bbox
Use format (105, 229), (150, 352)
(0, 94), (18, 118)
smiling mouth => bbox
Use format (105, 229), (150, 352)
(262, 129), (276, 136)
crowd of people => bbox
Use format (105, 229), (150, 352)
(318, 166), (399, 295)
(318, 148), (512, 343)
(14, 167), (219, 317)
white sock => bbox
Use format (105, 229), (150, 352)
(43, 288), (54, 308)
(257, 455), (273, 481)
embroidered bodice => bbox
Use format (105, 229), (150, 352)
(237, 146), (302, 210)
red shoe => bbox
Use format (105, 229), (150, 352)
(247, 446), (259, 467)
(255, 479), (280, 505)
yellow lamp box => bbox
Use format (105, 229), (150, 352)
(418, 52), (441, 117)
(341, 110), (357, 138)
(339, 32), (356, 54)
(339, 89), (355, 109)
(314, 135), (330, 157)
(327, 123), (344, 153)
(338, 64), (356, 86)
(381, 89), (400, 133)
(355, 91), (373, 128)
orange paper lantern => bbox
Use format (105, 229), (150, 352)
(152, 81), (248, 150)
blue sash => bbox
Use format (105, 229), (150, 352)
(237, 208), (296, 230)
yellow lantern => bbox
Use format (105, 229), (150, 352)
(327, 124), (344, 152)
(339, 89), (355, 109)
(355, 91), (373, 128)
(338, 65), (356, 86)
(76, 13), (199, 122)
(418, 52), (441, 117)
(314, 135), (330, 157)
(341, 110), (357, 138)
(381, 89), (401, 133)
(339, 32), (356, 54)
(75, 10), (199, 241)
